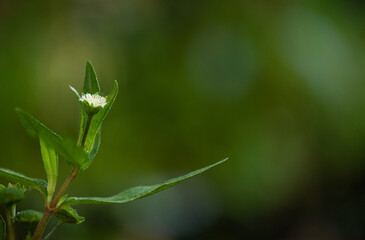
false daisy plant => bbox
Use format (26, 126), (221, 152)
(0, 61), (227, 240)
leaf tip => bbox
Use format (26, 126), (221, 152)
(86, 60), (93, 66)
(85, 61), (96, 74)
(112, 80), (119, 93)
(84, 60), (100, 94)
(215, 158), (228, 166)
(15, 107), (27, 122)
(69, 85), (80, 98)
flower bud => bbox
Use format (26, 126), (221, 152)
(79, 93), (107, 115)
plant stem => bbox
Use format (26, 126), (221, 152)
(31, 208), (52, 240)
(31, 167), (79, 240)
(50, 167), (79, 208)
(43, 222), (63, 240)
(81, 115), (93, 147)
(5, 208), (15, 240)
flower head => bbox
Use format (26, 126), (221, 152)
(79, 93), (107, 108)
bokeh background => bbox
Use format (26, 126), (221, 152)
(1, 0), (365, 239)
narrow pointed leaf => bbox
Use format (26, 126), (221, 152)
(40, 138), (58, 201)
(0, 215), (5, 240)
(83, 61), (100, 94)
(60, 138), (90, 169)
(63, 158), (227, 206)
(16, 108), (90, 169)
(0, 169), (47, 197)
(77, 105), (87, 146)
(56, 194), (68, 208)
(69, 85), (81, 98)
(89, 129), (101, 160)
(54, 206), (85, 224)
(82, 81), (118, 167)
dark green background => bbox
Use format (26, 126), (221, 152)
(0, 0), (364, 239)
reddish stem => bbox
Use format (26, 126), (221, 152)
(32, 167), (79, 240)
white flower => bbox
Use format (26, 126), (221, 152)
(79, 93), (107, 108)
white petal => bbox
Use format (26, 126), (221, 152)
(79, 94), (107, 108)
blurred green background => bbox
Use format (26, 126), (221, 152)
(1, 0), (365, 239)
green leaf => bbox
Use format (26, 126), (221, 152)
(83, 61), (100, 94)
(89, 129), (101, 160)
(14, 210), (43, 224)
(40, 138), (58, 202)
(15, 210), (43, 234)
(60, 138), (90, 169)
(0, 188), (25, 206)
(69, 85), (81, 98)
(0, 169), (47, 197)
(0, 215), (5, 240)
(16, 108), (90, 169)
(56, 194), (68, 208)
(54, 206), (85, 224)
(83, 81), (118, 157)
(63, 158), (227, 206)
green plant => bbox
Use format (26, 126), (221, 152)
(0, 62), (227, 240)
